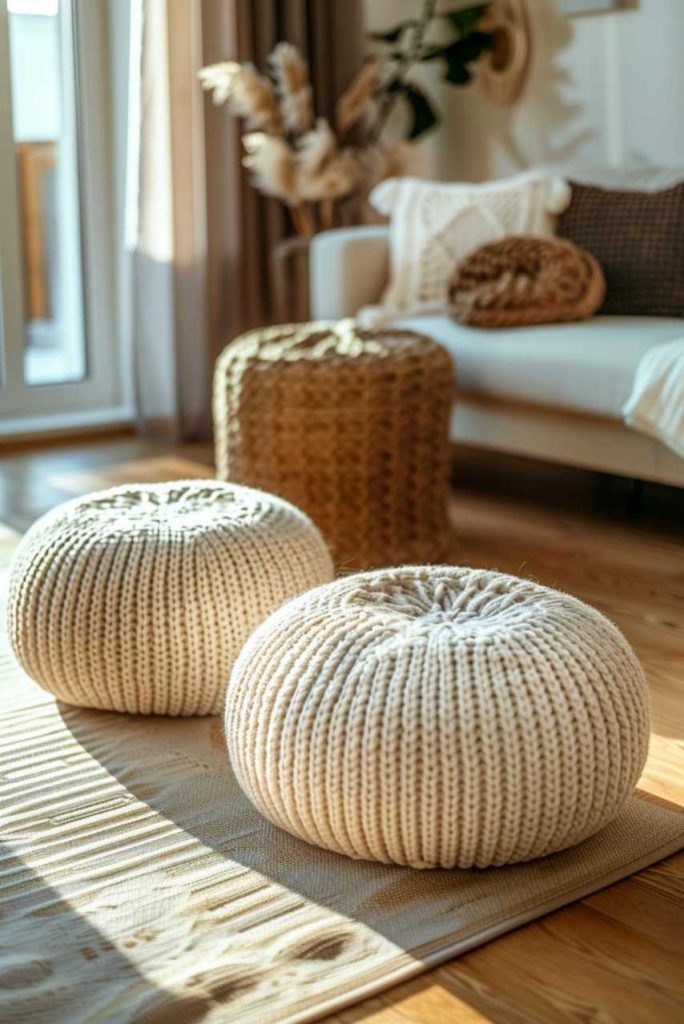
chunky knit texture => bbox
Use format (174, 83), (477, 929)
(225, 565), (650, 868)
(448, 235), (605, 327)
(8, 481), (333, 716)
(214, 320), (455, 569)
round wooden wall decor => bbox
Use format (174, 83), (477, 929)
(477, 0), (530, 106)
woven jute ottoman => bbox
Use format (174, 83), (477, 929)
(213, 320), (455, 569)
(225, 565), (650, 869)
(7, 480), (333, 716)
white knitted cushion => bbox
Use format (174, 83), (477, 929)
(225, 565), (650, 869)
(8, 481), (333, 716)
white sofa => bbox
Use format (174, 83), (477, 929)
(310, 225), (684, 488)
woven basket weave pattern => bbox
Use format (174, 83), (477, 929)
(214, 322), (455, 569)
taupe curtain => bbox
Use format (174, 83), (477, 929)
(201, 0), (364, 367)
(130, 0), (364, 439)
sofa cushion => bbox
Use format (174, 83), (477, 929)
(448, 236), (605, 328)
(394, 315), (684, 419)
(558, 181), (684, 317)
(368, 171), (570, 319)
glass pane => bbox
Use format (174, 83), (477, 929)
(7, 0), (87, 385)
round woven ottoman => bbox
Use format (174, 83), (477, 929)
(8, 480), (333, 716)
(213, 320), (455, 569)
(225, 566), (650, 868)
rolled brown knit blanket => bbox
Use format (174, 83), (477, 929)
(448, 235), (605, 327)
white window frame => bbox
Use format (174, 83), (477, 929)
(0, 0), (132, 438)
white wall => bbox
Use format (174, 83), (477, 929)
(363, 0), (684, 181)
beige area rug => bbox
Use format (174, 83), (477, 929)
(0, 582), (682, 1024)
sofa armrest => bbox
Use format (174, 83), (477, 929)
(310, 226), (389, 320)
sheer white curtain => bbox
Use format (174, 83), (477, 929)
(127, 0), (209, 438)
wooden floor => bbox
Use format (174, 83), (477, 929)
(1, 435), (683, 1024)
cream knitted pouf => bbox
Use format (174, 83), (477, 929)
(8, 480), (333, 716)
(225, 565), (650, 869)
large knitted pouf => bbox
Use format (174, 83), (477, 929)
(225, 566), (650, 869)
(8, 480), (333, 715)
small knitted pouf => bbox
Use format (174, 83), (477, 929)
(225, 566), (650, 869)
(213, 320), (455, 569)
(8, 481), (333, 716)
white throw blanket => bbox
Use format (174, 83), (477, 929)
(623, 339), (684, 458)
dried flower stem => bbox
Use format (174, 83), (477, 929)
(290, 204), (315, 238)
(319, 199), (334, 231)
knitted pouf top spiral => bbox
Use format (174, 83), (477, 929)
(8, 480), (333, 716)
(225, 565), (650, 869)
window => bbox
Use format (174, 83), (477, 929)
(0, 0), (130, 435)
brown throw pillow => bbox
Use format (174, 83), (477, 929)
(448, 236), (605, 328)
(557, 181), (684, 317)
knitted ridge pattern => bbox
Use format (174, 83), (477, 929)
(448, 235), (606, 327)
(8, 480), (333, 716)
(225, 565), (650, 869)
(213, 320), (455, 570)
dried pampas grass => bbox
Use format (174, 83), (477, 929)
(298, 149), (359, 202)
(200, 37), (435, 238)
(199, 62), (283, 135)
(197, 62), (239, 106)
(242, 133), (297, 205)
(269, 42), (314, 135)
(296, 119), (337, 179)
(336, 58), (380, 135)
(296, 120), (359, 202)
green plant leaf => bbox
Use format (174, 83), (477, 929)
(444, 4), (489, 38)
(441, 33), (493, 83)
(420, 44), (450, 62)
(367, 21), (417, 44)
(400, 82), (439, 140)
(445, 62), (471, 85)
